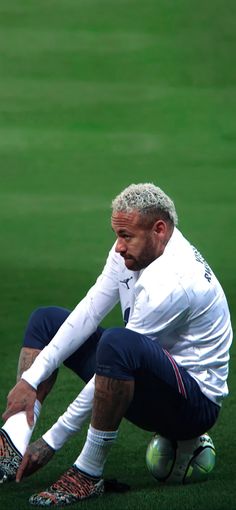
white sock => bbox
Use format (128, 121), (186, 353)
(2, 399), (41, 456)
(74, 424), (118, 477)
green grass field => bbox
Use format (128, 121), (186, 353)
(0, 1), (235, 508)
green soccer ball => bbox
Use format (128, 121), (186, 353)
(146, 433), (216, 484)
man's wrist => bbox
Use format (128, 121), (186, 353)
(21, 371), (38, 391)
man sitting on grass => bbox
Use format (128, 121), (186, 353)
(0, 183), (232, 506)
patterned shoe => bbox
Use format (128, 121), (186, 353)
(0, 429), (22, 483)
(29, 466), (104, 506)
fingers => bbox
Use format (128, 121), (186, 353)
(2, 380), (36, 426)
(16, 438), (56, 482)
(26, 406), (35, 428)
(2, 406), (18, 422)
(16, 453), (30, 482)
(2, 402), (25, 423)
(16, 449), (42, 482)
(2, 403), (35, 427)
(2, 410), (9, 422)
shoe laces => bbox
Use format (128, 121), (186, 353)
(51, 466), (99, 497)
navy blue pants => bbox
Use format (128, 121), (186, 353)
(23, 306), (220, 440)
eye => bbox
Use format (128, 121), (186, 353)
(115, 230), (133, 240)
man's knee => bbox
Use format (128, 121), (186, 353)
(23, 306), (70, 350)
(96, 328), (141, 379)
(28, 306), (52, 326)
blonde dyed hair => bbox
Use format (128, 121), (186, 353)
(112, 183), (178, 226)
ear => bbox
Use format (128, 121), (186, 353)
(152, 219), (167, 236)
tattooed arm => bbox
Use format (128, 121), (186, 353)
(3, 347), (58, 426)
(16, 437), (55, 482)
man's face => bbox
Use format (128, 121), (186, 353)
(111, 210), (162, 271)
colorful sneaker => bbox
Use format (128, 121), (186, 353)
(29, 466), (104, 506)
(0, 429), (22, 483)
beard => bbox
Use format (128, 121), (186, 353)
(122, 240), (158, 271)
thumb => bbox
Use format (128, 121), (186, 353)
(26, 406), (35, 428)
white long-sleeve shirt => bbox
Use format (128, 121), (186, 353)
(22, 228), (232, 406)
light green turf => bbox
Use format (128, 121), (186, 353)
(0, 1), (235, 509)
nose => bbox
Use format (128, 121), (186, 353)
(115, 237), (126, 254)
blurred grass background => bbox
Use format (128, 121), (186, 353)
(0, 1), (235, 509)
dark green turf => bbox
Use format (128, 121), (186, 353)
(0, 0), (235, 508)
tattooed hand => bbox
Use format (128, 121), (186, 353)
(16, 438), (55, 482)
(2, 379), (37, 427)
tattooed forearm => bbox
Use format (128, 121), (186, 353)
(16, 347), (58, 403)
(27, 438), (55, 466)
(16, 348), (41, 381)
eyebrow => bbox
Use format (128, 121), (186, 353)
(118, 229), (130, 235)
(111, 227), (132, 235)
